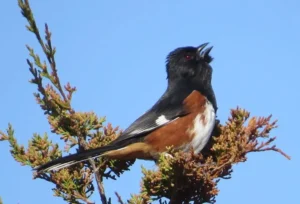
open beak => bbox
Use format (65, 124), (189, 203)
(197, 43), (213, 58)
(197, 43), (209, 53)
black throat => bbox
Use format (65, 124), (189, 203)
(167, 77), (218, 112)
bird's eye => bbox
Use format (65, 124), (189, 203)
(184, 54), (193, 60)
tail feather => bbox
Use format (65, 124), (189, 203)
(34, 145), (116, 173)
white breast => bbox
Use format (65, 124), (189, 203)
(186, 100), (216, 154)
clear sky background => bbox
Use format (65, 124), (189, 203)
(1, 0), (299, 203)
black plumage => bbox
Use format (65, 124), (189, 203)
(34, 43), (217, 173)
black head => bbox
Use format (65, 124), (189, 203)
(166, 43), (213, 84)
(165, 43), (217, 112)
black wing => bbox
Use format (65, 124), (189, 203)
(111, 89), (191, 145)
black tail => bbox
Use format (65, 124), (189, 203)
(34, 145), (117, 173)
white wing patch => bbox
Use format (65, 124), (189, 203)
(187, 100), (216, 154)
(129, 115), (174, 135)
(155, 115), (169, 125)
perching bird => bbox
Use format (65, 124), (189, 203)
(35, 43), (218, 173)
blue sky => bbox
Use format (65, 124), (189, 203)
(1, 0), (299, 203)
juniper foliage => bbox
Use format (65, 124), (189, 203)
(0, 1), (290, 203)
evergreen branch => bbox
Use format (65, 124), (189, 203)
(7, 0), (134, 203)
(0, 1), (289, 204)
(132, 108), (290, 203)
(115, 192), (124, 204)
(90, 158), (107, 204)
(18, 0), (67, 101)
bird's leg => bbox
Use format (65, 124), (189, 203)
(162, 152), (174, 159)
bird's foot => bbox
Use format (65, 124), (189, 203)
(162, 153), (174, 159)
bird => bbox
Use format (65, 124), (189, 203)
(34, 43), (218, 173)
